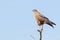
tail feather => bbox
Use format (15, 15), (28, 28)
(51, 22), (56, 25)
(47, 23), (54, 28)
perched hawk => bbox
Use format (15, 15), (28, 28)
(32, 9), (56, 28)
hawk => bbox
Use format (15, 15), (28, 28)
(32, 9), (56, 28)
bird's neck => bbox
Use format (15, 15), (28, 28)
(34, 12), (39, 16)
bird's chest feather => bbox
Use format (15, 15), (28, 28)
(34, 13), (44, 26)
(35, 15), (41, 20)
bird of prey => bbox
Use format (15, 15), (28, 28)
(32, 9), (56, 28)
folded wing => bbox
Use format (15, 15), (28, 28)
(38, 15), (56, 28)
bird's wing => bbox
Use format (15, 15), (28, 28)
(37, 17), (44, 26)
(38, 12), (48, 19)
(44, 18), (55, 27)
(38, 12), (56, 27)
(38, 17), (45, 22)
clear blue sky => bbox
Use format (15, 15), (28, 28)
(0, 0), (59, 40)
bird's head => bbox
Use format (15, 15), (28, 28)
(32, 9), (39, 15)
(32, 9), (38, 12)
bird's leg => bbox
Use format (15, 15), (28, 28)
(39, 25), (43, 30)
(41, 25), (43, 30)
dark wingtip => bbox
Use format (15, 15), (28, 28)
(51, 22), (56, 25)
(50, 24), (54, 28)
(54, 23), (56, 25)
(51, 25), (54, 28)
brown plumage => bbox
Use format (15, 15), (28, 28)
(32, 9), (56, 28)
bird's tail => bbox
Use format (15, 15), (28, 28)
(51, 21), (56, 25)
(47, 23), (54, 28)
(47, 21), (56, 28)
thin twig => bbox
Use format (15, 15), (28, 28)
(38, 25), (43, 40)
